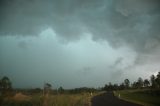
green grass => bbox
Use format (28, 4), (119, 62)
(114, 89), (160, 106)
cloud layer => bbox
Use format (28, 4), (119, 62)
(0, 0), (160, 88)
(0, 0), (160, 53)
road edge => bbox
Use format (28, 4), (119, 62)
(113, 91), (148, 106)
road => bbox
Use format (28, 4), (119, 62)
(91, 92), (142, 106)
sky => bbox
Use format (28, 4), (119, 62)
(0, 0), (160, 89)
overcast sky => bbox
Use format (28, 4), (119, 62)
(0, 0), (160, 89)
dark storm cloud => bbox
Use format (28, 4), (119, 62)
(0, 0), (160, 52)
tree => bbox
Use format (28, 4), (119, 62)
(124, 79), (130, 89)
(104, 82), (114, 91)
(113, 84), (118, 90)
(143, 79), (150, 87)
(0, 79), (2, 89)
(0, 76), (12, 95)
(137, 77), (143, 88)
(108, 82), (114, 91)
(119, 83), (125, 90)
(150, 75), (156, 88)
(155, 72), (160, 88)
(1, 76), (12, 90)
(58, 86), (64, 94)
(132, 81), (139, 89)
(43, 83), (52, 95)
(45, 83), (51, 88)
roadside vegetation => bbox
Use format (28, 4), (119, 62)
(105, 72), (160, 106)
(1, 93), (92, 106)
(114, 89), (160, 106)
(0, 76), (98, 106)
(0, 71), (160, 106)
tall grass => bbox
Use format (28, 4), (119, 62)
(46, 94), (91, 106)
(1, 93), (93, 106)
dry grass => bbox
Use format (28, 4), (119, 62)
(12, 92), (31, 101)
(2, 92), (95, 106)
(42, 93), (92, 106)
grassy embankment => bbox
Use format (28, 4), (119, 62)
(1, 92), (97, 106)
(114, 89), (160, 106)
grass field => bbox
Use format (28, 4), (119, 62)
(1, 92), (95, 106)
(41, 93), (92, 106)
(114, 89), (160, 106)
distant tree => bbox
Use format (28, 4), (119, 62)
(43, 83), (52, 95)
(119, 83), (125, 90)
(58, 86), (64, 94)
(108, 82), (114, 91)
(143, 79), (150, 87)
(132, 81), (139, 89)
(150, 75), (156, 88)
(1, 76), (12, 90)
(104, 82), (114, 91)
(0, 79), (2, 90)
(157, 72), (160, 78)
(113, 84), (118, 90)
(124, 79), (130, 89)
(137, 77), (143, 88)
(31, 88), (42, 94)
(155, 72), (160, 88)
(69, 87), (97, 94)
(0, 76), (12, 95)
(104, 84), (108, 91)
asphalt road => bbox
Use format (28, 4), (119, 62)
(91, 92), (142, 106)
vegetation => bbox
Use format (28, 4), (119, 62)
(0, 76), (12, 95)
(112, 72), (160, 106)
(124, 79), (130, 89)
(103, 71), (160, 91)
(0, 93), (93, 106)
(114, 89), (160, 106)
(0, 76), (97, 106)
(0, 71), (160, 105)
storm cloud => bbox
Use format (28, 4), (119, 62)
(0, 0), (160, 51)
(0, 0), (160, 88)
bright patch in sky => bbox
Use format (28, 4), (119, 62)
(0, 28), (138, 88)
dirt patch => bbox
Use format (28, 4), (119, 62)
(13, 92), (31, 101)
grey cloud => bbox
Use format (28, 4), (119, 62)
(114, 57), (123, 66)
(1, 0), (160, 88)
(0, 0), (160, 53)
(77, 66), (94, 76)
(18, 41), (28, 49)
(110, 69), (123, 81)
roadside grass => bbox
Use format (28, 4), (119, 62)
(49, 93), (91, 106)
(114, 89), (160, 106)
(1, 92), (97, 106)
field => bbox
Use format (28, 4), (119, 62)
(1, 92), (95, 106)
(114, 89), (160, 106)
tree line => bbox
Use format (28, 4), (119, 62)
(1, 71), (160, 95)
(0, 76), (98, 95)
(103, 71), (160, 91)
